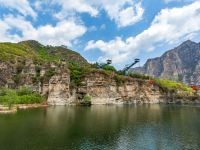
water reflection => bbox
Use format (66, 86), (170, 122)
(0, 105), (200, 150)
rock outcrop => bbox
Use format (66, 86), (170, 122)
(131, 40), (200, 85)
(0, 58), (199, 105)
(77, 72), (163, 104)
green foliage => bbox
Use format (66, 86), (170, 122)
(114, 75), (126, 85)
(35, 65), (41, 75)
(83, 94), (91, 102)
(0, 41), (88, 66)
(32, 76), (39, 84)
(16, 62), (25, 74)
(92, 63), (116, 72)
(154, 79), (193, 92)
(69, 62), (115, 88)
(117, 70), (125, 75)
(0, 43), (35, 61)
(0, 87), (44, 107)
(17, 87), (32, 96)
(43, 68), (56, 82)
(0, 89), (17, 109)
(12, 74), (21, 85)
(37, 48), (59, 63)
(32, 65), (42, 84)
(80, 94), (92, 106)
(69, 63), (85, 87)
(102, 65), (116, 72)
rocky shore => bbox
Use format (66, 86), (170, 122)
(0, 104), (48, 114)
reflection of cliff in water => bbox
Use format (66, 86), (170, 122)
(0, 105), (200, 149)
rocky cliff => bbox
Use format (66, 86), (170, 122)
(1, 59), (198, 105)
(131, 40), (200, 85)
(0, 40), (199, 105)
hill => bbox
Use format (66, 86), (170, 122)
(0, 40), (88, 66)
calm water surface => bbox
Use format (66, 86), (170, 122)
(0, 105), (200, 150)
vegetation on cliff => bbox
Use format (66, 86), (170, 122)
(154, 79), (194, 93)
(0, 87), (44, 107)
(69, 60), (195, 94)
(0, 40), (88, 66)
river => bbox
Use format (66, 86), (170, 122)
(0, 105), (200, 150)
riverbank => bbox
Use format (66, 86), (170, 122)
(0, 104), (48, 114)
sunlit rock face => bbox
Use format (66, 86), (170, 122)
(131, 40), (200, 85)
(77, 72), (164, 105)
(47, 72), (72, 105)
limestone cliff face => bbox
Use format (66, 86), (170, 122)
(0, 60), (73, 105)
(77, 72), (164, 104)
(0, 60), (199, 105)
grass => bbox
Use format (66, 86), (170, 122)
(154, 78), (193, 93)
(0, 41), (89, 66)
(0, 87), (44, 108)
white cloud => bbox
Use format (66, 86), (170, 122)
(0, 15), (87, 46)
(0, 0), (37, 18)
(51, 0), (144, 27)
(99, 0), (144, 27)
(85, 1), (200, 64)
(116, 3), (144, 27)
(52, 0), (98, 19)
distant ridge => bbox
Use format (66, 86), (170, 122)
(131, 40), (200, 85)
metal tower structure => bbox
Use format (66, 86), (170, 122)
(97, 59), (112, 69)
(123, 58), (140, 75)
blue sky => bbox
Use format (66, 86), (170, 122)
(0, 0), (200, 69)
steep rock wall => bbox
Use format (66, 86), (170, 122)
(77, 72), (164, 104)
(0, 60), (199, 105)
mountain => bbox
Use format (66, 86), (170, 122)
(131, 40), (200, 85)
(0, 40), (88, 66)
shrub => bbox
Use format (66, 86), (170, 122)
(43, 68), (56, 81)
(32, 76), (40, 84)
(70, 66), (82, 87)
(12, 74), (21, 85)
(114, 75), (126, 86)
(0, 87), (44, 106)
(16, 63), (25, 74)
(128, 72), (151, 80)
(17, 87), (32, 96)
(83, 94), (91, 102)
(35, 65), (41, 76)
(102, 65), (116, 72)
(68, 62), (91, 87)
(80, 94), (92, 106)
